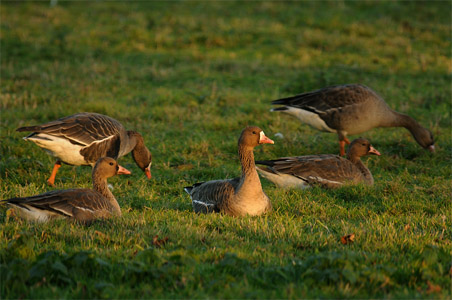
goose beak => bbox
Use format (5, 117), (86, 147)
(117, 165), (132, 175)
(368, 146), (381, 156)
(428, 145), (435, 153)
(145, 168), (152, 179)
(259, 131), (274, 144)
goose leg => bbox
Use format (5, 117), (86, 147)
(339, 141), (347, 156)
(337, 130), (351, 156)
(47, 160), (62, 186)
(339, 138), (351, 156)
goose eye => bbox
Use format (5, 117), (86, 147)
(252, 131), (256, 134)
(109, 162), (114, 166)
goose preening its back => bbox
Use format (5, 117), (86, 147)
(2, 157), (129, 223)
(271, 84), (434, 156)
(256, 138), (380, 189)
(184, 126), (274, 217)
(17, 112), (152, 185)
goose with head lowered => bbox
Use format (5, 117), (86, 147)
(256, 138), (380, 189)
(17, 112), (152, 185)
(271, 84), (435, 156)
(2, 157), (129, 223)
(184, 126), (274, 217)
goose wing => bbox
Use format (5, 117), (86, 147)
(3, 189), (111, 221)
(184, 178), (240, 213)
(257, 155), (359, 188)
(271, 84), (374, 113)
(17, 113), (123, 147)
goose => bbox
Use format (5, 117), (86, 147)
(17, 112), (152, 185)
(256, 138), (380, 189)
(184, 126), (274, 216)
(2, 157), (129, 223)
(271, 84), (435, 156)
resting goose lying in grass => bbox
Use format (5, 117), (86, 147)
(271, 84), (434, 156)
(184, 126), (274, 216)
(256, 138), (380, 189)
(2, 157), (129, 223)
(17, 112), (152, 185)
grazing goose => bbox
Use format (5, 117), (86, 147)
(17, 112), (152, 185)
(2, 157), (129, 223)
(184, 126), (274, 216)
(256, 138), (380, 189)
(271, 84), (435, 156)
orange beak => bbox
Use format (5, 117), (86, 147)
(117, 165), (132, 175)
(368, 146), (381, 156)
(145, 168), (151, 179)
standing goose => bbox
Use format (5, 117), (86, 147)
(256, 138), (380, 189)
(2, 157), (129, 223)
(271, 84), (434, 156)
(17, 112), (152, 185)
(184, 126), (274, 216)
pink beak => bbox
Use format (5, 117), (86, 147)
(259, 133), (274, 144)
(428, 145), (435, 153)
(117, 165), (132, 175)
(368, 146), (381, 156)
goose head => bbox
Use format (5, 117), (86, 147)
(93, 157), (131, 179)
(347, 138), (381, 160)
(412, 127), (435, 153)
(130, 132), (152, 179)
(238, 126), (274, 149)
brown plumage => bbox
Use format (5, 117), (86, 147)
(17, 112), (152, 185)
(2, 157), (129, 223)
(271, 84), (435, 155)
(256, 138), (381, 189)
(184, 126), (274, 216)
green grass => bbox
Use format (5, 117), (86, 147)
(1, 1), (451, 298)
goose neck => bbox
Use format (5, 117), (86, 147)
(384, 111), (418, 130)
(92, 173), (121, 216)
(125, 131), (139, 153)
(236, 144), (265, 202)
(346, 153), (360, 164)
(238, 145), (257, 178)
(348, 157), (373, 185)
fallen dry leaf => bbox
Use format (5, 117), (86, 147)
(5, 208), (20, 223)
(404, 224), (411, 231)
(379, 275), (391, 288)
(94, 230), (109, 240)
(5, 209), (13, 222)
(152, 235), (169, 248)
(426, 281), (441, 294)
(341, 234), (355, 245)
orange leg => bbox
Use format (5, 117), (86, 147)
(339, 141), (346, 156)
(339, 137), (351, 156)
(47, 161), (62, 186)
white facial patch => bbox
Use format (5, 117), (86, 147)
(259, 131), (265, 143)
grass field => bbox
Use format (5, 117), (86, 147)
(1, 1), (451, 298)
